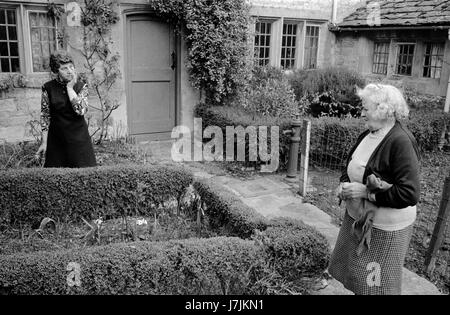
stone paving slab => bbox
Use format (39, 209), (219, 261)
(225, 177), (291, 198)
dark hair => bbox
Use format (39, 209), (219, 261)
(49, 50), (74, 73)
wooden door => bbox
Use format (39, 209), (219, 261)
(126, 15), (176, 141)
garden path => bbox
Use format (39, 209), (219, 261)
(140, 139), (442, 295)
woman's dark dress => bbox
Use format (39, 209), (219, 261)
(43, 79), (96, 168)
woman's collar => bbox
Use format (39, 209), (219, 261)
(369, 120), (396, 137)
(55, 75), (67, 86)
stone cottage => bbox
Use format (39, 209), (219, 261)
(0, 0), (364, 143)
(330, 0), (450, 111)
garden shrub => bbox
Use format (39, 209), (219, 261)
(232, 65), (298, 118)
(288, 67), (365, 117)
(0, 237), (267, 295)
(0, 165), (193, 227)
(239, 77), (299, 118)
(0, 141), (41, 169)
(407, 109), (450, 152)
(403, 86), (445, 111)
(261, 217), (330, 280)
(194, 103), (293, 171)
(193, 179), (269, 238)
(194, 179), (330, 284)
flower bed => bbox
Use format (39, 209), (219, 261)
(0, 165), (330, 295)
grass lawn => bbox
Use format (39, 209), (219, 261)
(303, 151), (450, 295)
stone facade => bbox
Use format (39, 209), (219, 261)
(0, 0), (200, 143)
(7, 0), (438, 143)
(333, 29), (450, 96)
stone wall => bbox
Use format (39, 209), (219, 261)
(0, 0), (200, 143)
(333, 29), (450, 96)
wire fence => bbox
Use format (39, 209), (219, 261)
(306, 121), (450, 293)
(307, 122), (363, 210)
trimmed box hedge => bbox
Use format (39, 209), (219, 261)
(193, 178), (269, 238)
(194, 178), (330, 280)
(0, 167), (331, 295)
(194, 103), (292, 170)
(0, 237), (268, 295)
(0, 165), (194, 227)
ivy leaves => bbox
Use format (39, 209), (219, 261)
(148, 0), (252, 104)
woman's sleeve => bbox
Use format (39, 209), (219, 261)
(340, 166), (350, 183)
(40, 87), (50, 132)
(373, 137), (420, 209)
(70, 83), (89, 116)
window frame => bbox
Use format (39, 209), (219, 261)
(0, 5), (22, 73)
(422, 41), (444, 79)
(281, 21), (298, 70)
(394, 42), (416, 76)
(303, 23), (320, 70)
(0, 2), (62, 77)
(254, 19), (273, 67)
(27, 9), (59, 73)
(372, 41), (390, 75)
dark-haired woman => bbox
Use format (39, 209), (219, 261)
(36, 50), (96, 167)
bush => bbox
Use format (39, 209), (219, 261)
(407, 109), (450, 152)
(0, 141), (42, 169)
(403, 87), (445, 111)
(194, 179), (269, 238)
(233, 66), (299, 118)
(0, 165), (193, 227)
(195, 103), (293, 171)
(261, 217), (330, 280)
(0, 237), (267, 295)
(194, 179), (331, 284)
(288, 67), (365, 117)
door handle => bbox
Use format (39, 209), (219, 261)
(171, 51), (176, 70)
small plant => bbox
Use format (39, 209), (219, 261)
(46, 1), (64, 20)
(234, 65), (299, 118)
(0, 74), (27, 96)
(80, 0), (121, 143)
(289, 67), (365, 117)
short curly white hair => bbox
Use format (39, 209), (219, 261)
(357, 83), (409, 120)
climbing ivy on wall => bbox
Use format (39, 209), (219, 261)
(146, 0), (253, 105)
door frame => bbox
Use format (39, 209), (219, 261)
(122, 8), (181, 139)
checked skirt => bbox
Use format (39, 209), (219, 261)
(328, 211), (414, 295)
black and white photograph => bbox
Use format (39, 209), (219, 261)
(0, 0), (448, 303)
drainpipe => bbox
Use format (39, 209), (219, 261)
(446, 32), (450, 113)
(332, 0), (338, 24)
(445, 77), (450, 113)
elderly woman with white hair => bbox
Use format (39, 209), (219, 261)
(328, 83), (420, 295)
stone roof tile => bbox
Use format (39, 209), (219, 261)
(338, 0), (450, 28)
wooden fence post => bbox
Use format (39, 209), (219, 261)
(299, 119), (311, 197)
(425, 175), (450, 276)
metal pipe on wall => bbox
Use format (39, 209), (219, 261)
(445, 31), (450, 113)
(332, 0), (338, 24)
